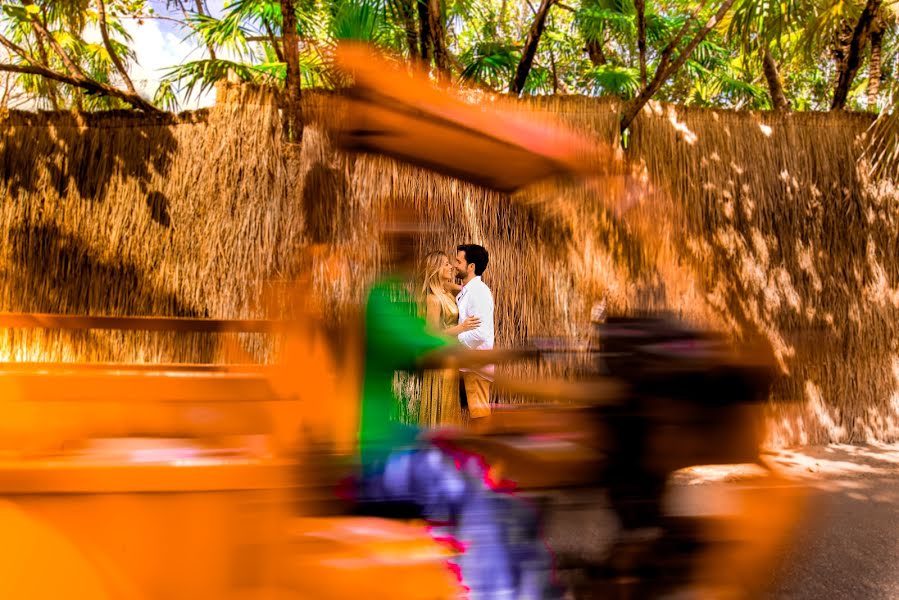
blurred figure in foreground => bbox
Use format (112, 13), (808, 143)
(355, 210), (560, 599)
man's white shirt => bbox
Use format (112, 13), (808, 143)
(456, 276), (495, 378)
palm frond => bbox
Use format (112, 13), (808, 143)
(459, 42), (519, 89)
(330, 0), (389, 43)
(153, 78), (180, 112)
(187, 11), (253, 58)
(575, 6), (635, 43)
(865, 92), (899, 178)
(584, 64), (640, 98)
(160, 58), (278, 103)
(522, 65), (554, 94)
(644, 11), (683, 44)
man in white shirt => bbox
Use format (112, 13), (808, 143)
(453, 244), (495, 422)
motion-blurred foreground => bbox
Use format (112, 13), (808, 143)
(0, 309), (802, 599)
(0, 44), (806, 599)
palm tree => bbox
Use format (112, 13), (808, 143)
(0, 0), (158, 111)
(510, 0), (557, 94)
(0, 0), (895, 116)
(162, 0), (405, 104)
(829, 0), (883, 110)
(724, 0), (807, 110)
(864, 5), (896, 108)
(574, 0), (636, 69)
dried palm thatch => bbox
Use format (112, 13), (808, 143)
(0, 85), (301, 364)
(303, 93), (899, 444)
(302, 93), (667, 335)
(301, 92), (720, 421)
(2, 85), (898, 445)
(628, 101), (899, 444)
(863, 91), (899, 181)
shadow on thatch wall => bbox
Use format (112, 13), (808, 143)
(628, 102), (899, 445)
(1, 85), (898, 445)
(0, 87), (298, 363)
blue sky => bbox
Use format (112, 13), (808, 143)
(125, 1), (229, 109)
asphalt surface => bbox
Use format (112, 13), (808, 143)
(543, 444), (899, 599)
(762, 445), (899, 600)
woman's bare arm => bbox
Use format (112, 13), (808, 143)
(425, 295), (443, 331)
(445, 316), (479, 336)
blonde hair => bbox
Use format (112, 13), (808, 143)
(419, 251), (456, 318)
(420, 251), (446, 298)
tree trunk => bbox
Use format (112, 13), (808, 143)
(510, 0), (556, 95)
(194, 0), (217, 59)
(831, 0), (882, 111)
(585, 39), (607, 66)
(417, 0), (432, 62)
(397, 0), (419, 58)
(620, 0), (737, 133)
(867, 13), (884, 107)
(635, 0), (647, 86)
(96, 0), (140, 97)
(34, 7), (59, 109)
(0, 31), (160, 112)
(762, 48), (789, 111)
(34, 39), (59, 109)
(831, 19), (852, 71)
(281, 0), (303, 143)
(427, 0), (449, 71)
(499, 0), (508, 33)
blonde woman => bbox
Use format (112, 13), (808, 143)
(418, 251), (480, 426)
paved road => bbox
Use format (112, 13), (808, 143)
(762, 445), (899, 600)
(543, 444), (899, 599)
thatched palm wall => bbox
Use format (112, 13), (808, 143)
(0, 86), (298, 363)
(1, 85), (896, 445)
(628, 104), (899, 445)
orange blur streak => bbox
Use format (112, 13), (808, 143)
(693, 473), (808, 596)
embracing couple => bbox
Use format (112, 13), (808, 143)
(419, 244), (494, 428)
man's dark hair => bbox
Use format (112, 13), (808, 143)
(457, 244), (489, 276)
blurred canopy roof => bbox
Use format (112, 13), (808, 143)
(331, 43), (615, 193)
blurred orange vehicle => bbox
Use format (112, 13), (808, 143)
(325, 43), (801, 599)
(0, 312), (465, 600)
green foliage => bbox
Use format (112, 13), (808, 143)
(575, 5), (636, 43)
(0, 0), (148, 110)
(586, 64), (641, 97)
(0, 0), (897, 117)
(161, 59), (274, 101)
(329, 0), (397, 44)
(157, 0), (409, 106)
(459, 41), (519, 88)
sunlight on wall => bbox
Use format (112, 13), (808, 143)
(864, 237), (899, 307)
(805, 380), (847, 441)
(667, 108), (697, 145)
(0, 339), (62, 363)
